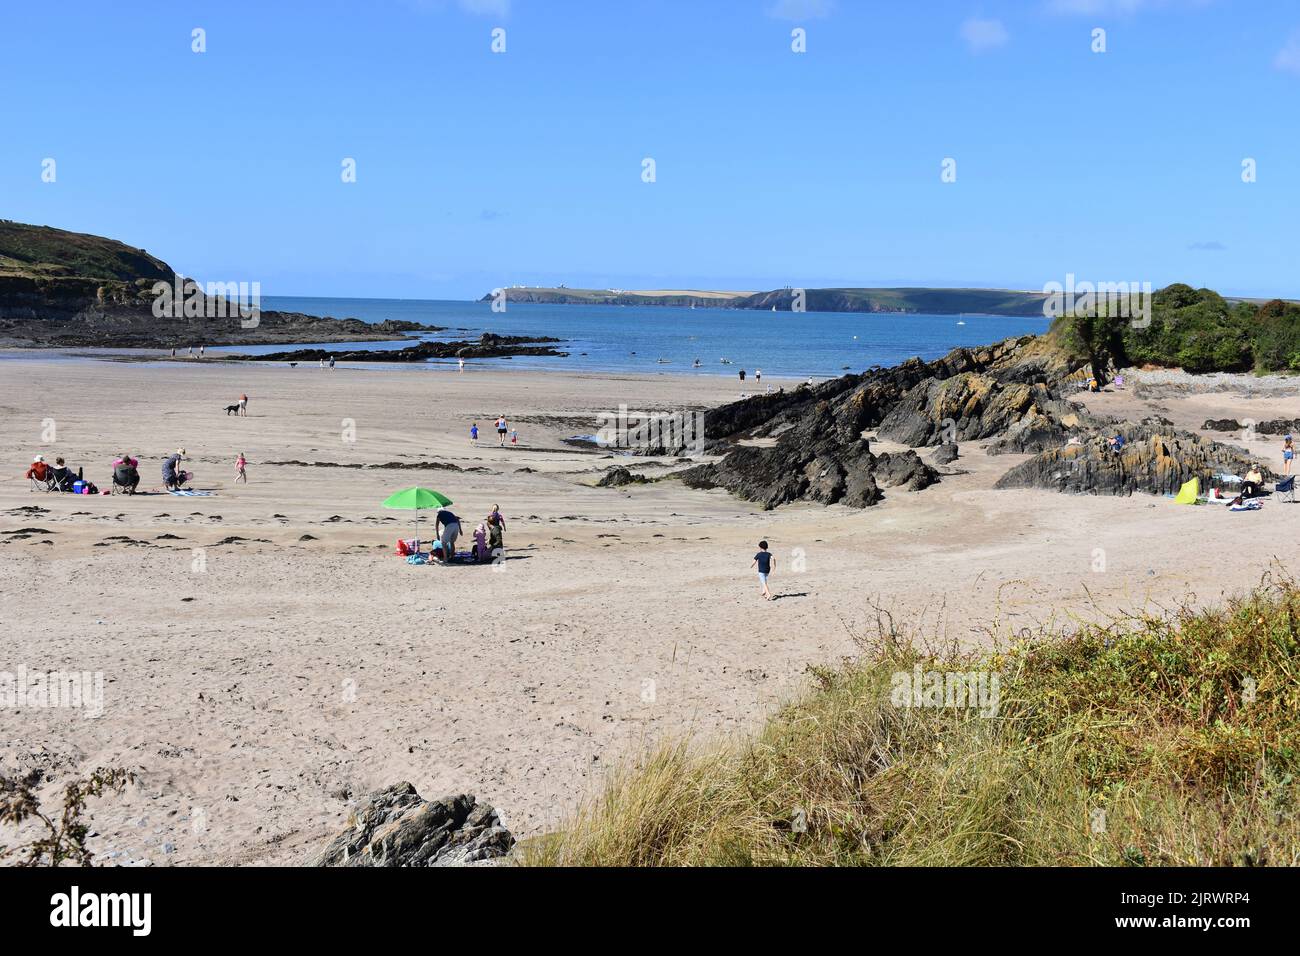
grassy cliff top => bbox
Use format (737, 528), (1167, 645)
(0, 221), (173, 283)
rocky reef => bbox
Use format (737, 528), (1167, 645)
(310, 783), (514, 867)
(244, 332), (567, 363)
(677, 333), (1260, 509)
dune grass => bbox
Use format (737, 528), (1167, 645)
(522, 580), (1300, 866)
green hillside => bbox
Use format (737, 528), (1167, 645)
(0, 220), (173, 282)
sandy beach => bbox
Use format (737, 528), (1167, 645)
(2, 355), (1298, 865)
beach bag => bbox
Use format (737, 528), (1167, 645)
(396, 538), (414, 556)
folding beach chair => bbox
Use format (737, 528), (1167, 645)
(1276, 476), (1296, 503)
(29, 472), (55, 492)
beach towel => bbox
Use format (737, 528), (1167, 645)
(1173, 477), (1199, 505)
(168, 489), (215, 497)
(406, 553), (428, 565)
(1229, 500), (1263, 512)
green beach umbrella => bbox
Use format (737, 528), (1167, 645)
(382, 487), (453, 544)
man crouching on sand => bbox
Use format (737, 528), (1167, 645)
(751, 540), (774, 601)
(435, 507), (461, 562)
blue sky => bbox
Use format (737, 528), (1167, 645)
(3, 0), (1298, 299)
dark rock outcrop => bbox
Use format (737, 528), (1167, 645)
(310, 783), (514, 867)
(995, 428), (1263, 497)
(682, 335), (1078, 509)
(596, 465), (648, 487)
(1202, 417), (1299, 437)
(247, 333), (567, 363)
(932, 442), (959, 464)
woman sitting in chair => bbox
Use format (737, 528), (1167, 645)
(50, 457), (79, 492)
(26, 455), (52, 488)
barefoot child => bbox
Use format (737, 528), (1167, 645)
(235, 452), (247, 483)
(751, 540), (774, 600)
(470, 422), (479, 444)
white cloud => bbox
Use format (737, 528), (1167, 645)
(961, 17), (1009, 53)
(766, 0), (834, 20)
(1276, 31), (1300, 75)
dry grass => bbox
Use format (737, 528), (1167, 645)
(522, 582), (1300, 867)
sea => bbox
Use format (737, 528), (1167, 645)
(8, 296), (1053, 379)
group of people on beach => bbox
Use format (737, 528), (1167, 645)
(26, 448), (199, 495)
(412, 504), (506, 565)
(470, 416), (518, 447)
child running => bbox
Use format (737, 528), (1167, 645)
(751, 540), (775, 601)
(235, 451), (248, 483)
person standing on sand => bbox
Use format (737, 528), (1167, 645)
(171, 347), (176, 358)
(496, 415), (508, 446)
(751, 540), (774, 601)
(755, 369), (762, 387)
(739, 369), (746, 383)
(199, 344), (205, 358)
(1283, 435), (1294, 476)
(239, 393), (248, 417)
(329, 355), (336, 370)
(470, 422), (479, 444)
(319, 358), (324, 369)
(235, 451), (247, 483)
(188, 346), (193, 358)
(487, 512), (504, 563)
(458, 356), (465, 373)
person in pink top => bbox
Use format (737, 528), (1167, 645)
(234, 452), (248, 484)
